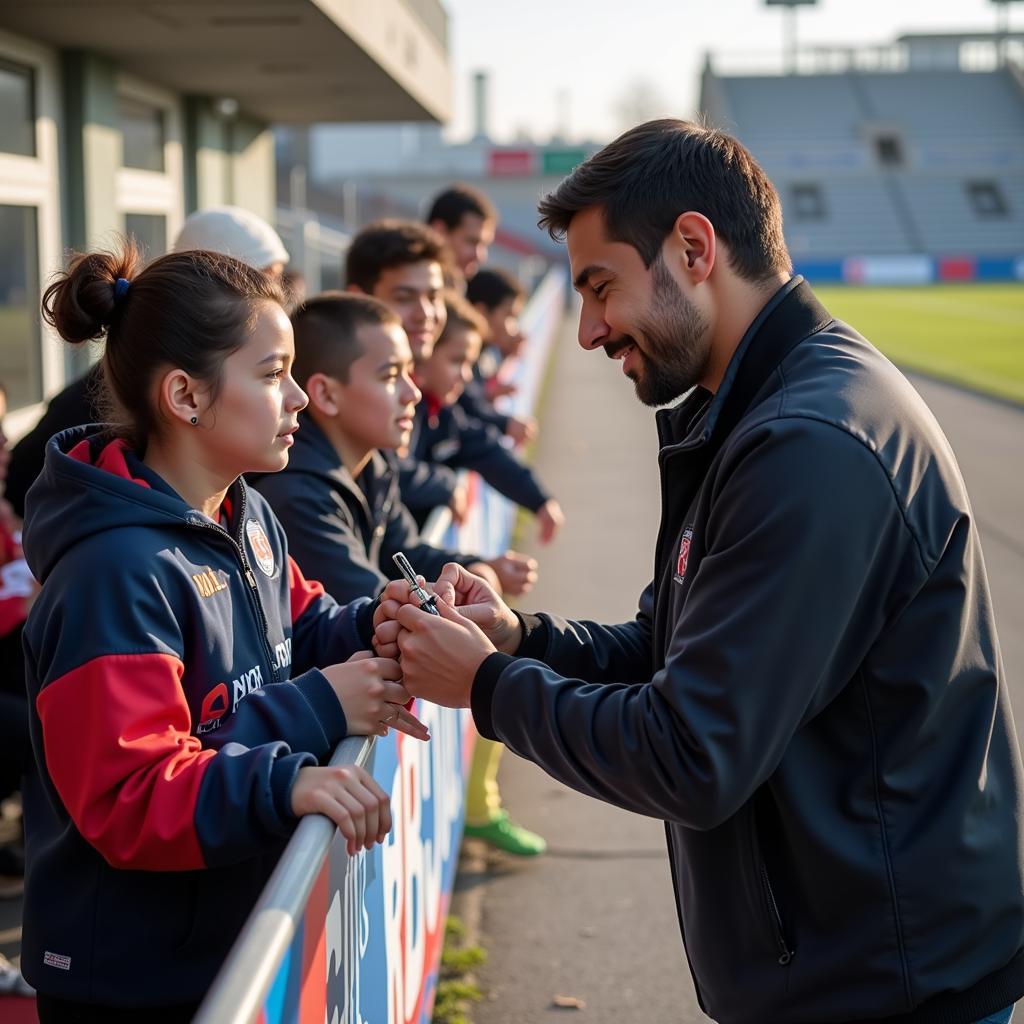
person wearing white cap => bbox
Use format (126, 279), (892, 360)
(173, 206), (290, 280)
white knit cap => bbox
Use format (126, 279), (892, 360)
(172, 206), (289, 270)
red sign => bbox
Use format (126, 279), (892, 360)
(488, 148), (533, 177)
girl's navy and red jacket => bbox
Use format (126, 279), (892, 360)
(19, 425), (374, 1008)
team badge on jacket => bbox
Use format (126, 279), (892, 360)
(245, 518), (276, 576)
(674, 526), (694, 584)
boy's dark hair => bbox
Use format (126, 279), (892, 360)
(466, 267), (525, 312)
(426, 184), (497, 231)
(537, 118), (791, 284)
(291, 292), (401, 386)
(42, 240), (283, 450)
(435, 290), (489, 349)
(345, 219), (449, 294)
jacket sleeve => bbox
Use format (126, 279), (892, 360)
(509, 582), (655, 684)
(457, 383), (509, 434)
(28, 560), (332, 872)
(448, 411), (549, 512)
(256, 472), (388, 605)
(288, 555), (374, 674)
(378, 487), (481, 583)
(397, 454), (460, 516)
(470, 419), (920, 830)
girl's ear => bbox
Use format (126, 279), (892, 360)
(156, 368), (205, 428)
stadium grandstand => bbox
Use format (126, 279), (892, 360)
(699, 31), (1024, 284)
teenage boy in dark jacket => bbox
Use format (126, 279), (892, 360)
(377, 120), (1024, 1024)
(253, 294), (537, 602)
(410, 293), (564, 545)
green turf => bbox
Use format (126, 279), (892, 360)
(814, 283), (1024, 404)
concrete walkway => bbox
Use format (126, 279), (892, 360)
(468, 320), (1024, 1023)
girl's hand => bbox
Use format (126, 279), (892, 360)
(290, 763), (392, 856)
(320, 652), (430, 741)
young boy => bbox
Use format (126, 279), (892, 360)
(459, 267), (537, 447)
(426, 184), (497, 283)
(412, 292), (564, 545)
(252, 293), (537, 602)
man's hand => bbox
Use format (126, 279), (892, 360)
(534, 498), (565, 545)
(394, 597), (496, 709)
(466, 560), (504, 595)
(482, 551), (537, 597)
(373, 564), (522, 657)
(504, 415), (538, 446)
(433, 562), (522, 653)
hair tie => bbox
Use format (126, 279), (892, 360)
(113, 277), (131, 302)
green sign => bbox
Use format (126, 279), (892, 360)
(542, 148), (587, 176)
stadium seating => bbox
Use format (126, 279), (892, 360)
(701, 65), (1024, 261)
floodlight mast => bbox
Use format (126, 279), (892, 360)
(991, 0), (1023, 66)
(765, 0), (819, 74)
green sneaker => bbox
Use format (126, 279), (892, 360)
(463, 810), (547, 856)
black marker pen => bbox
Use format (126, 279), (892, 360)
(392, 552), (441, 615)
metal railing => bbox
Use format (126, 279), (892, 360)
(194, 264), (568, 1024)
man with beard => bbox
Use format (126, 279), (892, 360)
(373, 119), (1024, 1024)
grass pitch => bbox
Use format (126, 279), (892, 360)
(814, 283), (1024, 405)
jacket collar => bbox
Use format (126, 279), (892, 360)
(287, 412), (389, 523)
(656, 276), (833, 452)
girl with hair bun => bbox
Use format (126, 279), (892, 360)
(20, 241), (427, 1023)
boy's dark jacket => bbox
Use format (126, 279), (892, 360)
(20, 426), (373, 1007)
(405, 395), (547, 520)
(253, 412), (481, 604)
(472, 278), (1024, 1024)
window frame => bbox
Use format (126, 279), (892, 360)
(115, 74), (184, 254)
(0, 29), (63, 434)
(0, 53), (37, 158)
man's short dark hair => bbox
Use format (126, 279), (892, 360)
(537, 119), (791, 284)
(466, 267), (525, 312)
(291, 292), (401, 386)
(426, 184), (497, 231)
(345, 220), (449, 293)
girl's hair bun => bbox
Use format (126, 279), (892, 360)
(42, 243), (142, 345)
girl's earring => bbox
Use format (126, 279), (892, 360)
(190, 416), (198, 425)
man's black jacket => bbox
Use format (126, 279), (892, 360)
(252, 414), (480, 604)
(472, 278), (1024, 1024)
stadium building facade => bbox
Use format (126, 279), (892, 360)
(0, 0), (451, 437)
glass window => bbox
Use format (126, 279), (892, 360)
(790, 183), (826, 221)
(0, 58), (35, 157)
(124, 213), (168, 263)
(874, 135), (904, 168)
(118, 94), (165, 172)
(0, 205), (42, 409)
(966, 180), (1009, 219)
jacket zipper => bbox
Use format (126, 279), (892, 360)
(759, 863), (794, 966)
(186, 491), (280, 684)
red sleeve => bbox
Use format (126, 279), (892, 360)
(35, 652), (216, 871)
(288, 555), (326, 625)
